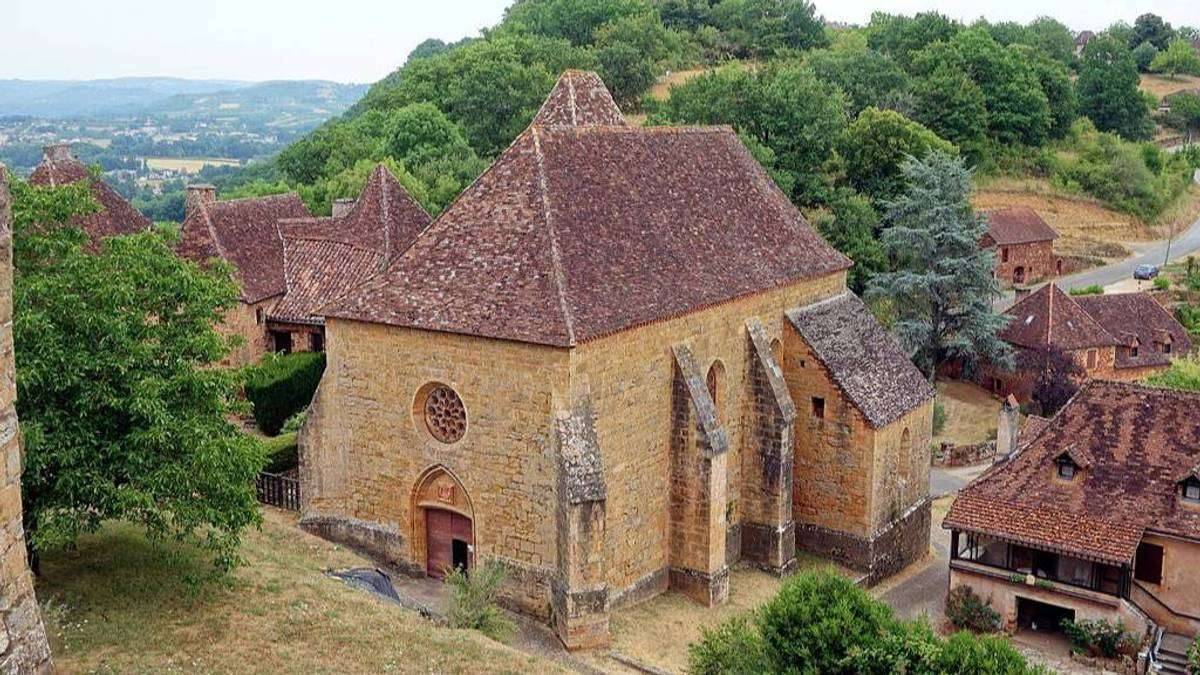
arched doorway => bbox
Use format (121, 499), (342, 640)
(412, 466), (475, 579)
(1013, 266), (1026, 284)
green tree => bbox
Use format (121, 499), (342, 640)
(1024, 16), (1077, 64)
(1078, 36), (1155, 140)
(806, 47), (911, 116)
(593, 12), (687, 105)
(1016, 46), (1077, 138)
(708, 0), (829, 58)
(836, 107), (956, 204)
(813, 190), (886, 293)
(1167, 92), (1200, 136)
(11, 178), (262, 572)
(866, 152), (1012, 378)
(1132, 41), (1160, 72)
(866, 11), (960, 70)
(1131, 12), (1175, 50)
(1151, 39), (1200, 79)
(501, 0), (653, 45)
(911, 66), (989, 155)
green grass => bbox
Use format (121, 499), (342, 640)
(37, 511), (555, 674)
(261, 431), (298, 473)
(1069, 284), (1104, 296)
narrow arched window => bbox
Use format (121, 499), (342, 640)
(706, 360), (726, 417)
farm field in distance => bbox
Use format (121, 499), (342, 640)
(144, 157), (242, 173)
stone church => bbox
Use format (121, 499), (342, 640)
(299, 71), (934, 649)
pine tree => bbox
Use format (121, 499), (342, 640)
(866, 152), (1012, 378)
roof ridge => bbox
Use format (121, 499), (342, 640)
(211, 192), (302, 207)
(531, 127), (577, 346)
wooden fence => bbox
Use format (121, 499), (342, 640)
(256, 472), (300, 511)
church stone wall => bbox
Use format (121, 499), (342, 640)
(0, 169), (52, 673)
(299, 318), (569, 619)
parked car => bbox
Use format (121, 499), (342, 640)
(1134, 264), (1160, 280)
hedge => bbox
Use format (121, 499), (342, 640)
(261, 432), (299, 473)
(243, 352), (325, 435)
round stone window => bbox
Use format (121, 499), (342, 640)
(423, 385), (466, 444)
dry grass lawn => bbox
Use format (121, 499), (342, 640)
(145, 157), (241, 173)
(648, 68), (709, 101)
(933, 379), (1000, 447)
(1139, 73), (1200, 99)
(38, 508), (553, 674)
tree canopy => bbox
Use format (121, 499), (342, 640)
(1077, 35), (1155, 141)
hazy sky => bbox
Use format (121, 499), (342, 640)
(5, 0), (1200, 83)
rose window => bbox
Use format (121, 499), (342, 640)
(424, 385), (466, 443)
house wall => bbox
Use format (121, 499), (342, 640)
(980, 345), (1116, 405)
(570, 271), (846, 603)
(1133, 533), (1200, 635)
(299, 318), (569, 619)
(219, 299), (274, 367)
(990, 240), (1059, 287)
(0, 170), (52, 672)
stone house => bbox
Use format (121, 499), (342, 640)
(298, 71), (935, 650)
(945, 380), (1200, 639)
(981, 284), (1191, 402)
(176, 164), (429, 365)
(1075, 31), (1096, 57)
(29, 143), (151, 242)
(981, 207), (1060, 287)
(0, 167), (52, 673)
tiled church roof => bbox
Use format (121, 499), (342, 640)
(982, 207), (1058, 246)
(29, 143), (151, 241)
(177, 192), (311, 303)
(946, 381), (1200, 564)
(1000, 284), (1118, 351)
(324, 71), (851, 345)
(786, 293), (935, 428)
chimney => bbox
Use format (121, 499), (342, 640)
(43, 142), (73, 163)
(331, 198), (356, 218)
(184, 184), (217, 220)
(995, 394), (1021, 461)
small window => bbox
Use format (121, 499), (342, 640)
(1001, 247), (1009, 263)
(1164, 342), (1173, 354)
(812, 397), (825, 420)
(256, 307), (265, 324)
(1086, 349), (1098, 369)
(1134, 542), (1164, 584)
(1130, 346), (1139, 358)
(1057, 461), (1076, 480)
(1183, 477), (1200, 503)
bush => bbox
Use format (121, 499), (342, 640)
(445, 560), (515, 643)
(1069, 284), (1105, 296)
(282, 409), (308, 434)
(260, 432), (298, 473)
(1061, 618), (1136, 658)
(1146, 357), (1200, 392)
(933, 400), (948, 436)
(243, 352), (325, 435)
(937, 631), (1046, 673)
(1187, 635), (1200, 675)
(1154, 276), (1171, 291)
(689, 614), (769, 675)
(945, 585), (1002, 633)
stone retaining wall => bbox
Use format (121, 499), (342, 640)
(932, 441), (997, 468)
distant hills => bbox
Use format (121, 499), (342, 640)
(140, 81), (370, 129)
(0, 77), (366, 119)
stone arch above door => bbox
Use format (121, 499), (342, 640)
(411, 465), (476, 578)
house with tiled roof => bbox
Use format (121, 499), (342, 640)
(981, 207), (1061, 286)
(29, 143), (151, 242)
(299, 71), (936, 649)
(946, 380), (1200, 639)
(980, 284), (1191, 402)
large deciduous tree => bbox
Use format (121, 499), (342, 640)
(11, 177), (262, 572)
(866, 152), (1012, 378)
(835, 107), (956, 204)
(1077, 36), (1155, 141)
(1150, 39), (1200, 79)
(1131, 13), (1175, 51)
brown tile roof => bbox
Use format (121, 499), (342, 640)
(1000, 284), (1118, 351)
(532, 70), (627, 127)
(268, 238), (384, 325)
(177, 193), (311, 303)
(28, 143), (151, 241)
(324, 72), (851, 346)
(982, 207), (1058, 246)
(945, 380), (1200, 564)
(277, 164), (431, 261)
(786, 293), (935, 428)
(1018, 415), (1051, 448)
(1073, 293), (1192, 369)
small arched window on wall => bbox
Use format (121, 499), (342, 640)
(899, 428), (912, 484)
(770, 338), (783, 370)
(707, 360), (726, 420)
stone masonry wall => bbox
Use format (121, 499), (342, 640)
(570, 271), (846, 600)
(992, 240), (1059, 287)
(0, 168), (52, 673)
(219, 298), (274, 367)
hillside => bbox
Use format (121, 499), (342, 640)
(0, 77), (252, 117)
(140, 80), (368, 128)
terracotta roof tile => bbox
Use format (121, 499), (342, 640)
(268, 238), (384, 325)
(532, 70), (627, 128)
(325, 72), (851, 345)
(28, 145), (151, 241)
(983, 207), (1058, 246)
(1073, 293), (1192, 369)
(786, 293), (935, 428)
(946, 381), (1200, 563)
(1000, 284), (1118, 351)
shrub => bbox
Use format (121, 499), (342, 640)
(937, 631), (1047, 674)
(688, 614), (769, 675)
(757, 569), (898, 673)
(261, 432), (298, 473)
(1061, 618), (1136, 658)
(1069, 284), (1104, 296)
(945, 585), (1002, 633)
(932, 400), (948, 436)
(1154, 276), (1171, 291)
(445, 560), (515, 642)
(1187, 635), (1200, 675)
(282, 409), (308, 434)
(1146, 357), (1200, 392)
(242, 352), (325, 435)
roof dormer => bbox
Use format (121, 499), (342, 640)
(1179, 471), (1200, 505)
(1054, 448), (1089, 481)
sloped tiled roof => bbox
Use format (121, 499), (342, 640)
(983, 207), (1058, 246)
(28, 144), (151, 240)
(1000, 284), (1118, 351)
(277, 164), (431, 261)
(786, 293), (935, 428)
(268, 238), (384, 325)
(946, 381), (1200, 564)
(324, 71), (851, 346)
(177, 193), (311, 302)
(1073, 292), (1192, 369)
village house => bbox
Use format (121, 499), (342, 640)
(981, 284), (1191, 402)
(981, 207), (1061, 286)
(1074, 30), (1096, 57)
(945, 380), (1200, 647)
(29, 142), (151, 241)
(176, 164), (429, 365)
(298, 71), (935, 650)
